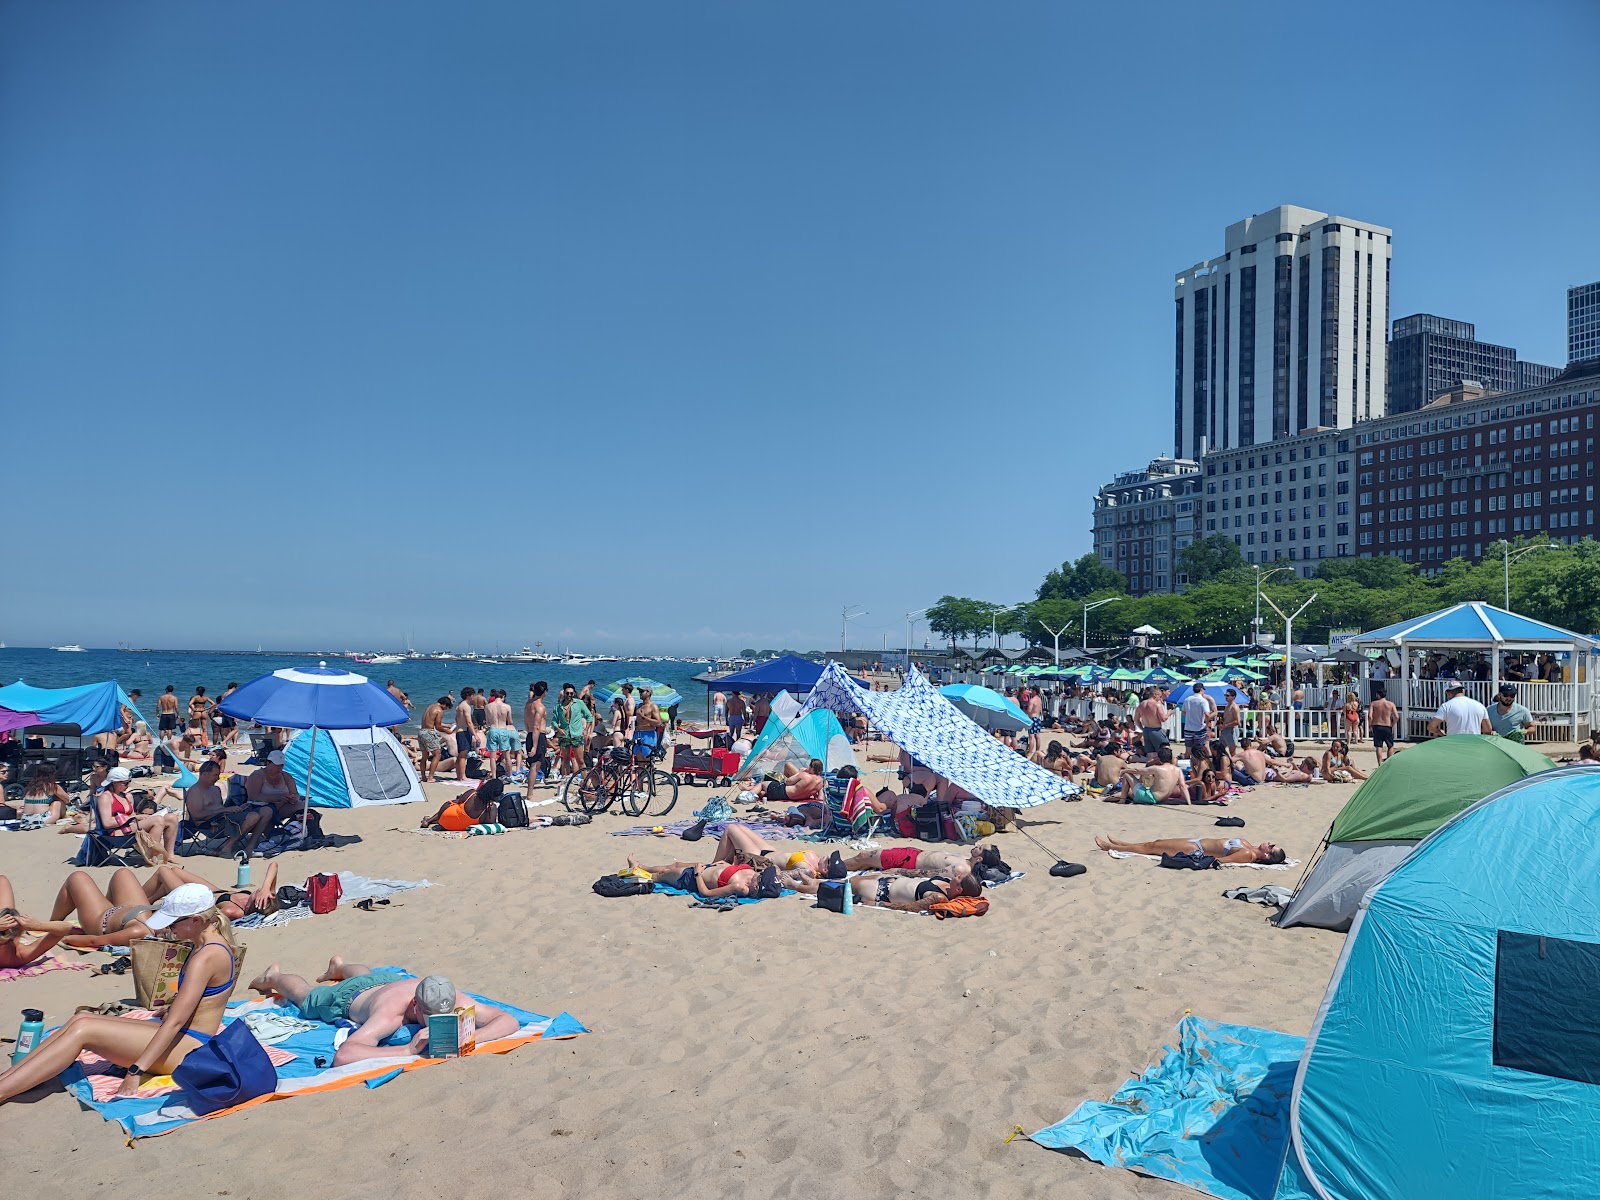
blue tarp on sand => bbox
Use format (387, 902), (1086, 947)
(1031, 1016), (1315, 1200)
(0, 679), (140, 736)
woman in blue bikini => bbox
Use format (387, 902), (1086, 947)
(1095, 834), (1286, 865)
(0, 883), (239, 1104)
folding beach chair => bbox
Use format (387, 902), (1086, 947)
(78, 797), (143, 867)
(816, 774), (883, 841)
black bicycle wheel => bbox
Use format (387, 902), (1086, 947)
(644, 770), (679, 818)
(566, 766), (611, 815)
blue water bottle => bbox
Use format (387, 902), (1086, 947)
(12, 1009), (44, 1065)
(840, 881), (853, 914)
(235, 853), (251, 889)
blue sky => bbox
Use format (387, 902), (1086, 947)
(2, 1), (1596, 653)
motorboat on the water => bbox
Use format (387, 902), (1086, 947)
(368, 654), (403, 665)
(51, 644), (86, 652)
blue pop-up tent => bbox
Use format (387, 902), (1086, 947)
(0, 679), (141, 736)
(282, 726), (425, 809)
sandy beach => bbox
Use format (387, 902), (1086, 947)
(0, 736), (1388, 1200)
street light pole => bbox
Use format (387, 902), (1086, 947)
(1502, 542), (1557, 609)
(841, 604), (867, 652)
(1082, 597), (1120, 652)
(1037, 619), (1071, 668)
(1260, 590), (1317, 694)
(1252, 565), (1291, 645)
(905, 608), (927, 673)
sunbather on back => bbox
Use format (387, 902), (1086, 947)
(622, 852), (767, 899)
(250, 958), (519, 1065)
(832, 845), (980, 882)
(781, 870), (977, 910)
(1095, 834), (1286, 865)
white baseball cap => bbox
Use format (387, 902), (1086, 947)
(106, 766), (132, 785)
(267, 750), (285, 764)
(144, 883), (214, 930)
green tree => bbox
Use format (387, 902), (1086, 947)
(926, 596), (994, 652)
(738, 648), (757, 658)
(1037, 553), (1127, 601)
(1176, 535), (1247, 585)
(1312, 555), (1417, 590)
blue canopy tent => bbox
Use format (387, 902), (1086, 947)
(700, 655), (868, 696)
(0, 679), (141, 737)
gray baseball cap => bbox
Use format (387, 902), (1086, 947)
(414, 975), (457, 1016)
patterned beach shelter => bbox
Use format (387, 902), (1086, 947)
(798, 662), (1079, 808)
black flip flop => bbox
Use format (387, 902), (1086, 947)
(1214, 816), (1246, 827)
(1049, 862), (1087, 879)
(680, 819), (707, 842)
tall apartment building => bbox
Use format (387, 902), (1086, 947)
(1091, 457), (1202, 596)
(1353, 359), (1600, 570)
(1571, 280), (1600, 363)
(1174, 205), (1391, 461)
(1387, 313), (1560, 414)
(1196, 427), (1356, 578)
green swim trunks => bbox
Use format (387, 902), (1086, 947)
(300, 970), (409, 1024)
(1132, 784), (1157, 805)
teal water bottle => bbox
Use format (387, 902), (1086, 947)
(840, 882), (853, 914)
(12, 1009), (44, 1065)
(235, 853), (251, 889)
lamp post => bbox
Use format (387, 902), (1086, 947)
(1260, 590), (1317, 697)
(1082, 597), (1120, 652)
(841, 605), (867, 652)
(1252, 565), (1292, 646)
(1501, 542), (1557, 610)
(1037, 619), (1071, 668)
(990, 603), (1024, 651)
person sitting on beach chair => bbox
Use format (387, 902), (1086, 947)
(249, 958), (519, 1065)
(1095, 833), (1286, 866)
(780, 868), (978, 910)
(420, 778), (505, 832)
(1111, 746), (1186, 804)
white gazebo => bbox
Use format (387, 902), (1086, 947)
(1347, 602), (1596, 742)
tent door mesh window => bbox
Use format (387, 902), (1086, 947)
(1493, 930), (1600, 1086)
(342, 741), (409, 802)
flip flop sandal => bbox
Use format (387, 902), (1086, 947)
(688, 900), (735, 912)
(1049, 862), (1088, 879)
(355, 898), (397, 912)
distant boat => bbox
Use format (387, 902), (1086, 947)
(51, 644), (86, 652)
(368, 654), (403, 665)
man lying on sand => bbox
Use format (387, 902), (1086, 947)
(780, 869), (978, 910)
(830, 844), (984, 883)
(250, 957), (519, 1065)
(1095, 834), (1286, 865)
(622, 825), (801, 899)
(1232, 740), (1320, 785)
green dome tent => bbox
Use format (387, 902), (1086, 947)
(1277, 735), (1552, 931)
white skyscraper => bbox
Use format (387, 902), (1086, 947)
(1173, 205), (1391, 460)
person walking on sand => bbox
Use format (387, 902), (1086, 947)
(1367, 685), (1399, 764)
(523, 682), (549, 783)
(485, 689), (519, 776)
(454, 688), (478, 781)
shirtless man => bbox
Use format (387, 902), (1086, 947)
(712, 690), (727, 727)
(1134, 689), (1171, 760)
(157, 686), (180, 737)
(726, 692), (747, 740)
(1218, 689), (1242, 752)
(757, 759), (824, 809)
(752, 693), (772, 735)
(1095, 833), (1287, 866)
(633, 688), (664, 749)
(484, 689), (519, 777)
(1367, 685), (1399, 765)
(832, 843), (984, 882)
(1093, 743), (1130, 789)
(781, 869), (976, 910)
(250, 959), (518, 1066)
(454, 688), (478, 782)
(385, 680), (412, 725)
(1233, 739), (1319, 785)
(617, 683), (637, 736)
(418, 696), (452, 782)
(1114, 745), (1186, 804)
(523, 682), (549, 782)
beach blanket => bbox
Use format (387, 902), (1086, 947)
(1030, 1016), (1316, 1200)
(1105, 850), (1299, 870)
(0, 955), (97, 981)
(232, 873), (431, 928)
(651, 880), (796, 906)
(61, 970), (588, 1138)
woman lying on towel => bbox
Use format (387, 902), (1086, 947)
(620, 825), (818, 898)
(1095, 834), (1286, 866)
(419, 778), (504, 831)
(0, 875), (66, 968)
(0, 884), (240, 1104)
(780, 869), (979, 911)
(16, 863), (284, 951)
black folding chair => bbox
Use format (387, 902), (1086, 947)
(79, 797), (143, 867)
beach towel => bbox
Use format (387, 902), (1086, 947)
(650, 880), (796, 905)
(1030, 1016), (1316, 1200)
(60, 970), (588, 1138)
(231, 874), (431, 929)
(1105, 850), (1299, 870)
(0, 955), (97, 981)
(609, 818), (794, 841)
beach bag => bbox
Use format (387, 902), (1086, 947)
(592, 873), (654, 898)
(132, 939), (189, 1009)
(466, 752), (489, 780)
(497, 790), (529, 828)
(815, 880), (848, 913)
(307, 873), (342, 914)
(1159, 851), (1219, 871)
(930, 896), (990, 919)
(172, 1018), (278, 1115)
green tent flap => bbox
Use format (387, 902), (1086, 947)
(1328, 735), (1554, 842)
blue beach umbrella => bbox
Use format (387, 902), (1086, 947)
(220, 663), (407, 825)
(937, 684), (1032, 731)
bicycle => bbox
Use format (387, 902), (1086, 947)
(562, 743), (679, 818)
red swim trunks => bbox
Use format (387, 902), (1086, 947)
(878, 847), (921, 871)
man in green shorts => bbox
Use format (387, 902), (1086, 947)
(250, 957), (520, 1065)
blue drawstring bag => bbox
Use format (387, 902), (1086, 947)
(172, 1020), (278, 1114)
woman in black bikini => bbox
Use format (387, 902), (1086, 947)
(781, 870), (976, 910)
(0, 883), (240, 1103)
(16, 862), (281, 950)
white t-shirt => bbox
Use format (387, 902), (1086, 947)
(1435, 694), (1489, 736)
(1180, 691), (1215, 734)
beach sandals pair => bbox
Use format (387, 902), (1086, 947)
(354, 898), (401, 912)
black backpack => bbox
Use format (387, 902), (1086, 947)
(466, 752), (489, 780)
(592, 873), (655, 898)
(1159, 851), (1219, 871)
(498, 790), (529, 829)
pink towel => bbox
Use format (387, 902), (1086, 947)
(0, 957), (96, 981)
(77, 1018), (295, 1102)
